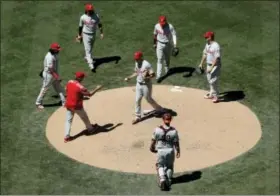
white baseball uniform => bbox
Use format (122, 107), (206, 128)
(35, 52), (65, 106)
(134, 60), (162, 118)
(153, 23), (177, 79)
(79, 13), (101, 69)
(152, 125), (179, 184)
(203, 41), (221, 97)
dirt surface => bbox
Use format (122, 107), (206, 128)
(45, 85), (262, 174)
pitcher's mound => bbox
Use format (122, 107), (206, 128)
(46, 85), (262, 174)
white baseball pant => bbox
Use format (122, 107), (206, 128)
(206, 64), (221, 97)
(35, 71), (65, 105)
(156, 42), (172, 79)
(135, 82), (162, 117)
(83, 32), (96, 69)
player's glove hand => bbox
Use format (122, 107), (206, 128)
(172, 47), (179, 57)
(150, 146), (157, 153)
(76, 35), (82, 43)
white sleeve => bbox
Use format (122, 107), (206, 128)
(214, 44), (221, 58)
(170, 24), (177, 46)
(153, 25), (157, 35)
(79, 15), (83, 27)
(147, 63), (154, 73)
(46, 55), (53, 70)
(203, 44), (207, 56)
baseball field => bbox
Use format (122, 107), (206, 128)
(1, 1), (279, 194)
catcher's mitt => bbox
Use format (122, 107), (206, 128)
(172, 47), (179, 57)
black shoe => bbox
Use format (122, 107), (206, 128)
(91, 67), (96, 73)
(160, 180), (167, 191)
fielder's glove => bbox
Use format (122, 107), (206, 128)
(39, 70), (43, 78)
(172, 47), (179, 57)
(150, 146), (158, 153)
(197, 67), (205, 74)
(75, 35), (82, 43)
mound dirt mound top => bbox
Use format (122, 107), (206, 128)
(46, 85), (262, 174)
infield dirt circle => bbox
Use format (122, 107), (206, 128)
(46, 85), (262, 174)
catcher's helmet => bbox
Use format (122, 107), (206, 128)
(162, 112), (172, 123)
(85, 4), (94, 11)
(159, 15), (167, 26)
(134, 51), (143, 60)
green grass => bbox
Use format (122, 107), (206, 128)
(1, 1), (279, 194)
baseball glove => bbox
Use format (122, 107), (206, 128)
(172, 47), (179, 57)
(150, 146), (157, 153)
(197, 67), (205, 74)
(39, 70), (43, 78)
(75, 35), (83, 43)
(142, 69), (151, 78)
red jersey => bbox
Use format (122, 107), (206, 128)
(65, 80), (88, 110)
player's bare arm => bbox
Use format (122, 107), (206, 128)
(124, 72), (137, 81)
(89, 85), (103, 97)
(199, 52), (207, 69)
(76, 16), (83, 41)
(174, 141), (180, 158)
(150, 139), (157, 153)
(98, 23), (104, 39)
(171, 25), (177, 47)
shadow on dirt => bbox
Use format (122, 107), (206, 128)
(70, 123), (123, 141)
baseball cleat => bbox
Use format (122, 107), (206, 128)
(132, 118), (141, 125)
(160, 180), (167, 191)
(36, 104), (44, 110)
(212, 97), (219, 103)
(64, 136), (72, 143)
(204, 93), (214, 99)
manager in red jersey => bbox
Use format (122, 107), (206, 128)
(64, 71), (103, 143)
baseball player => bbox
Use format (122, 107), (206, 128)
(64, 71), (103, 143)
(124, 51), (164, 124)
(35, 43), (65, 110)
(198, 31), (221, 103)
(153, 15), (177, 80)
(150, 112), (180, 191)
(76, 3), (104, 72)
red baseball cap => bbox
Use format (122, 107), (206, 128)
(85, 4), (94, 11)
(204, 31), (214, 38)
(50, 43), (61, 51)
(75, 71), (86, 79)
(134, 51), (143, 60)
(159, 15), (167, 26)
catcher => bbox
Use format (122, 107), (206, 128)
(76, 3), (104, 72)
(150, 112), (180, 191)
(124, 51), (164, 124)
(153, 15), (179, 81)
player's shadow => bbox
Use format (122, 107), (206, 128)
(172, 171), (202, 185)
(218, 90), (245, 102)
(135, 108), (177, 124)
(92, 56), (122, 72)
(157, 66), (196, 83)
(70, 123), (123, 141)
(42, 101), (62, 108)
